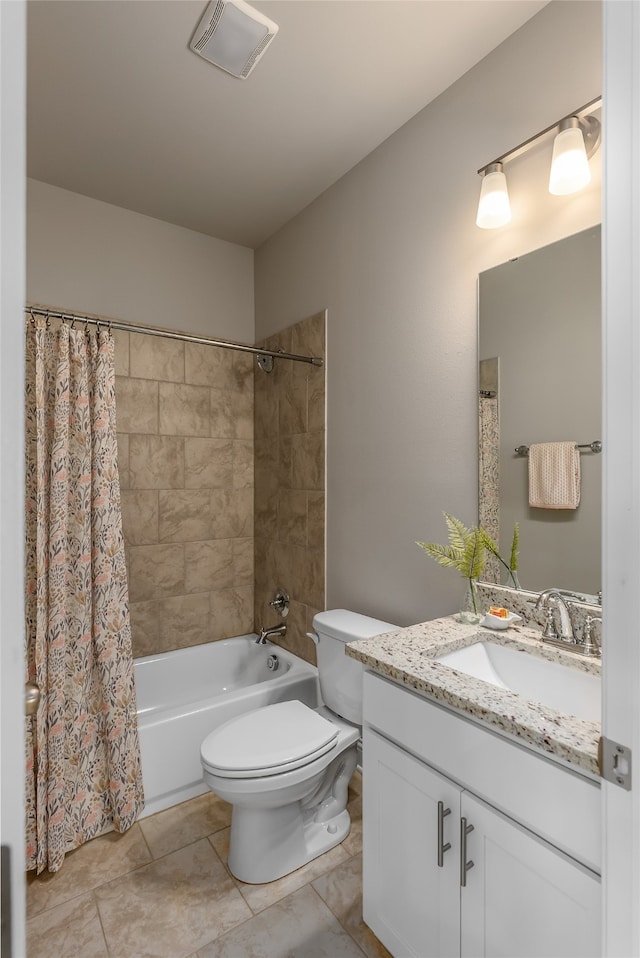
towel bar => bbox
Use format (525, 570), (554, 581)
(515, 441), (602, 456)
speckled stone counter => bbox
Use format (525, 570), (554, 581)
(346, 616), (601, 777)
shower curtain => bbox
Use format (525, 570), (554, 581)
(24, 317), (144, 874)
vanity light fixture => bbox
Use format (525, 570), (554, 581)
(548, 116), (598, 195)
(476, 96), (601, 229)
(476, 162), (511, 229)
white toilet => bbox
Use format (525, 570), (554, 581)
(200, 609), (396, 884)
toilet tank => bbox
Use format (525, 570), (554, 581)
(312, 610), (397, 724)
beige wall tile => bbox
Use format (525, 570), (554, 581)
(129, 435), (184, 489)
(130, 599), (160, 658)
(233, 538), (254, 586)
(159, 382), (210, 437)
(112, 329), (130, 377)
(127, 543), (185, 601)
(308, 368), (326, 434)
(115, 377), (158, 434)
(307, 492), (325, 551)
(159, 490), (212, 542)
(279, 490), (307, 547)
(209, 386), (253, 440)
(210, 586), (254, 640)
(117, 433), (130, 490)
(291, 431), (324, 491)
(278, 437), (293, 489)
(129, 332), (184, 382)
(185, 342), (236, 389)
(211, 489), (253, 539)
(185, 539), (235, 593)
(254, 376), (279, 436)
(185, 438), (233, 489)
(121, 490), (159, 545)
(233, 353), (255, 393)
(279, 377), (307, 436)
(157, 593), (212, 650)
(291, 311), (326, 361)
(233, 440), (254, 489)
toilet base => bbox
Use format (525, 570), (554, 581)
(227, 806), (351, 884)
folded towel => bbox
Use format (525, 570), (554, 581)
(528, 441), (581, 509)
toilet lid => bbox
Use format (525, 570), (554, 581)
(201, 700), (339, 778)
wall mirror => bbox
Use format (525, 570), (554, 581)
(478, 225), (601, 597)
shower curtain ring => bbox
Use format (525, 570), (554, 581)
(29, 309), (36, 327)
(45, 315), (51, 329)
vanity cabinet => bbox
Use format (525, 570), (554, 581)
(362, 671), (601, 958)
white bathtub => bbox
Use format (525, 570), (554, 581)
(135, 635), (320, 818)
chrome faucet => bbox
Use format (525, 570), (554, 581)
(534, 589), (575, 642)
(256, 623), (287, 645)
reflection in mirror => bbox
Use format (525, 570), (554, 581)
(478, 226), (601, 595)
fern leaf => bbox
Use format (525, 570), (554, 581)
(443, 513), (470, 555)
(416, 541), (461, 571)
(464, 528), (487, 580)
(509, 523), (520, 572)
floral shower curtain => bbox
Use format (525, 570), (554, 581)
(25, 317), (144, 874)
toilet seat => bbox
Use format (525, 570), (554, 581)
(201, 700), (339, 779)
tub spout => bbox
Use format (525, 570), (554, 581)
(256, 624), (287, 645)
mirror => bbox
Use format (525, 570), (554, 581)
(478, 226), (601, 596)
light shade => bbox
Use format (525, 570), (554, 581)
(548, 118), (591, 195)
(476, 163), (511, 229)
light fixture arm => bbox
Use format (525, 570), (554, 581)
(477, 95), (602, 176)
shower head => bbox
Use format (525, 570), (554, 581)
(256, 354), (274, 373)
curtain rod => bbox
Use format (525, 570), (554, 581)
(25, 306), (324, 368)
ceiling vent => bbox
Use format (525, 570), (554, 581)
(189, 0), (279, 80)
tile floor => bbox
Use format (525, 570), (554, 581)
(26, 773), (391, 958)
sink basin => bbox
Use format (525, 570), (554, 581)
(436, 642), (600, 723)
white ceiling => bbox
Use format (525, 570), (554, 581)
(27, 0), (547, 249)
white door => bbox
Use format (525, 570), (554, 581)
(363, 729), (460, 958)
(0, 2), (27, 956)
(460, 792), (601, 958)
(602, 3), (640, 955)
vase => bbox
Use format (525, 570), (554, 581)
(457, 580), (482, 624)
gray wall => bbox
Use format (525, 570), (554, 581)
(27, 179), (254, 340)
(479, 227), (601, 595)
(254, 1), (603, 627)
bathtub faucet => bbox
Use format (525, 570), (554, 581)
(256, 623), (287, 645)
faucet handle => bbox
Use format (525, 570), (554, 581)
(269, 589), (290, 618)
(541, 606), (559, 640)
(580, 615), (602, 657)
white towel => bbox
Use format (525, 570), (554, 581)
(528, 441), (581, 509)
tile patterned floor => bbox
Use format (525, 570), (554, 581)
(26, 773), (391, 958)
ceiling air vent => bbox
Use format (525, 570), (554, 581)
(189, 0), (279, 80)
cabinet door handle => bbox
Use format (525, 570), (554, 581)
(437, 800), (452, 867)
(460, 817), (474, 887)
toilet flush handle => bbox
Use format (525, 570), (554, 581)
(306, 632), (319, 645)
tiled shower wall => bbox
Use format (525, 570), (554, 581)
(253, 312), (326, 666)
(113, 329), (254, 658)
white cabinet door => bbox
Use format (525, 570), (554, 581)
(363, 729), (461, 958)
(460, 792), (601, 958)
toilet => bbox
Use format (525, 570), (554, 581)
(200, 609), (397, 884)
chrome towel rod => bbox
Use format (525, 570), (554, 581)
(515, 441), (602, 456)
(25, 306), (324, 367)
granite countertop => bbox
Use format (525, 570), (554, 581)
(346, 616), (601, 777)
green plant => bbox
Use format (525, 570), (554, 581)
(416, 514), (520, 613)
